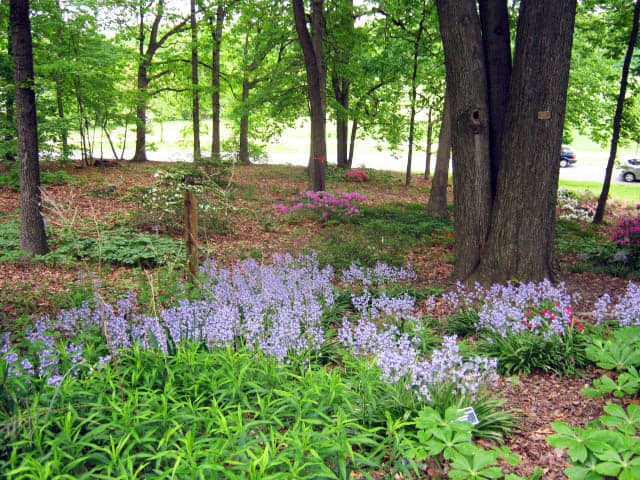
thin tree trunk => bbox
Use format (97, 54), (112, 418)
(54, 0), (69, 162)
(332, 76), (349, 168)
(239, 71), (250, 164)
(593, 0), (640, 224)
(4, 22), (15, 162)
(475, 0), (577, 284)
(405, 7), (425, 187)
(293, 0), (326, 191)
(133, 6), (148, 163)
(10, 0), (48, 255)
(348, 118), (357, 168)
(210, 5), (225, 162)
(436, 0), (492, 280)
(426, 92), (451, 218)
(424, 106), (433, 179)
(190, 0), (200, 162)
(479, 0), (512, 196)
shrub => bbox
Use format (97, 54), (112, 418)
(345, 168), (369, 182)
(273, 190), (368, 220)
(557, 187), (596, 222)
(128, 164), (234, 235)
(0, 167), (71, 189)
(435, 280), (590, 375)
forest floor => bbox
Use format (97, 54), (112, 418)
(1, 159), (639, 478)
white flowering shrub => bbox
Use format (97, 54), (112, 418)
(130, 165), (234, 234)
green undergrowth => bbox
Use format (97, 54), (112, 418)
(0, 218), (183, 268)
(0, 167), (72, 189)
(0, 345), (517, 479)
(311, 202), (453, 270)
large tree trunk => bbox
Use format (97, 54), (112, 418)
(10, 0), (48, 255)
(332, 76), (349, 168)
(426, 92), (451, 218)
(435, 0), (492, 280)
(190, 0), (201, 162)
(478, 0), (511, 195)
(239, 74), (250, 165)
(424, 106), (433, 180)
(474, 0), (577, 284)
(210, 5), (225, 162)
(293, 0), (326, 192)
(593, 0), (640, 224)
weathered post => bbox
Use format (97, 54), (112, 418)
(183, 186), (198, 285)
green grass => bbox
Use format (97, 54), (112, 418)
(558, 179), (639, 206)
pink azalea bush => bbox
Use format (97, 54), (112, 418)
(345, 168), (369, 182)
(273, 191), (368, 220)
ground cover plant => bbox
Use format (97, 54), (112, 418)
(1, 161), (638, 478)
(1, 254), (522, 479)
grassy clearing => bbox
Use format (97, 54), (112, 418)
(558, 179), (639, 206)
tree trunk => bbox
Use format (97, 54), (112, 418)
(405, 7), (425, 187)
(293, 0), (326, 192)
(4, 22), (15, 162)
(10, 0), (48, 255)
(593, 0), (640, 224)
(54, 0), (69, 162)
(424, 106), (433, 180)
(348, 118), (357, 168)
(239, 73), (250, 165)
(426, 92), (451, 218)
(435, 0), (492, 280)
(190, 0), (201, 163)
(479, 0), (511, 196)
(474, 0), (577, 284)
(332, 76), (349, 168)
(210, 5), (225, 162)
(132, 63), (149, 162)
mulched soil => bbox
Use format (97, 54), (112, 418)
(1, 160), (637, 478)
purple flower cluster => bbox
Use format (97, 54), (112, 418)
(341, 262), (416, 286)
(592, 282), (640, 327)
(273, 191), (368, 219)
(437, 280), (579, 338)
(338, 318), (496, 401)
(411, 336), (497, 401)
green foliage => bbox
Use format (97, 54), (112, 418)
(547, 405), (640, 480)
(585, 326), (640, 371)
(442, 310), (482, 337)
(312, 202), (453, 270)
(0, 167), (72, 189)
(476, 329), (590, 376)
(412, 407), (534, 480)
(0, 218), (183, 267)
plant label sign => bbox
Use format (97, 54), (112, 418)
(456, 407), (479, 425)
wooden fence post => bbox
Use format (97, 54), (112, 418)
(183, 187), (198, 285)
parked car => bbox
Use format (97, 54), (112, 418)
(619, 158), (640, 182)
(560, 144), (577, 168)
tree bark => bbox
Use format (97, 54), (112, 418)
(293, 0), (326, 192)
(190, 0), (201, 162)
(424, 106), (433, 180)
(474, 0), (577, 284)
(4, 21), (15, 162)
(210, 5), (225, 162)
(435, 0), (492, 280)
(239, 69), (251, 164)
(478, 0), (511, 196)
(132, 62), (149, 162)
(593, 0), (640, 224)
(332, 76), (349, 168)
(426, 92), (451, 218)
(348, 118), (357, 168)
(10, 0), (48, 255)
(405, 5), (426, 187)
